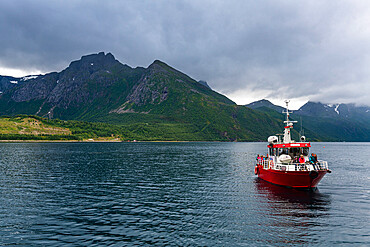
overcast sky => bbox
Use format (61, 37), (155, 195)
(1, 0), (369, 109)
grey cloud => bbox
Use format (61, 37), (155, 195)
(0, 0), (369, 106)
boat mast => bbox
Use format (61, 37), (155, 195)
(282, 100), (297, 143)
(299, 116), (304, 139)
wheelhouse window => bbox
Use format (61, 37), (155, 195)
(302, 147), (309, 156)
(269, 148), (278, 156)
(290, 148), (300, 157)
(279, 148), (288, 155)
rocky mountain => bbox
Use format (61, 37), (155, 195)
(0, 52), (283, 141)
(0, 75), (27, 94)
(297, 102), (370, 124)
(246, 100), (370, 141)
(4, 52), (367, 141)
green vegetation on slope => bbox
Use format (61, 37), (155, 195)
(0, 116), (78, 141)
(0, 111), (285, 142)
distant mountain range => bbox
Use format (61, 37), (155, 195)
(0, 52), (283, 141)
(0, 52), (369, 141)
(246, 99), (370, 141)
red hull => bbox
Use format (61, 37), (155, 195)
(256, 164), (327, 189)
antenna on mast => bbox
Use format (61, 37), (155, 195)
(282, 100), (297, 143)
(300, 116), (305, 135)
(282, 100), (296, 125)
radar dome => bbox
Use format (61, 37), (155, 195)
(278, 154), (292, 163)
(268, 136), (278, 144)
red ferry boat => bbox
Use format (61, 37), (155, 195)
(254, 100), (331, 190)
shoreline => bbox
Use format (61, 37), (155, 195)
(0, 140), (214, 143)
(0, 140), (365, 143)
(0, 139), (122, 143)
(0, 139), (197, 143)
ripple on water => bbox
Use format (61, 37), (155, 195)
(0, 142), (369, 246)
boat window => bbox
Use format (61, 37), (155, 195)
(291, 148), (300, 157)
(287, 148), (293, 158)
(279, 148), (288, 155)
(302, 147), (309, 156)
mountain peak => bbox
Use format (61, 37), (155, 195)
(246, 99), (273, 106)
(147, 60), (184, 77)
(80, 52), (116, 62)
(198, 80), (211, 89)
(246, 99), (285, 112)
(148, 60), (170, 70)
(68, 52), (118, 70)
(152, 59), (165, 65)
(257, 99), (273, 104)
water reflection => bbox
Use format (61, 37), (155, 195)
(254, 178), (331, 209)
(253, 178), (333, 245)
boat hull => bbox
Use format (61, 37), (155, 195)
(255, 164), (327, 189)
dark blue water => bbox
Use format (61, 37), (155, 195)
(0, 142), (369, 246)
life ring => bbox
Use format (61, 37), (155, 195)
(309, 170), (319, 179)
(254, 166), (259, 175)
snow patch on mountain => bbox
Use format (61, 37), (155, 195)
(334, 104), (340, 114)
(325, 103), (340, 114)
(21, 75), (38, 81)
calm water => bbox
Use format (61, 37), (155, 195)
(0, 142), (369, 246)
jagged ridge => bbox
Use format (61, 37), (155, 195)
(0, 52), (283, 141)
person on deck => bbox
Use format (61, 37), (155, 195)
(299, 155), (305, 164)
(293, 156), (299, 163)
(313, 153), (318, 163)
(309, 153), (317, 164)
(309, 153), (318, 170)
(261, 156), (266, 165)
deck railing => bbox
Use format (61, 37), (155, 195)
(256, 160), (270, 169)
(317, 160), (329, 170)
(257, 159), (329, 171)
